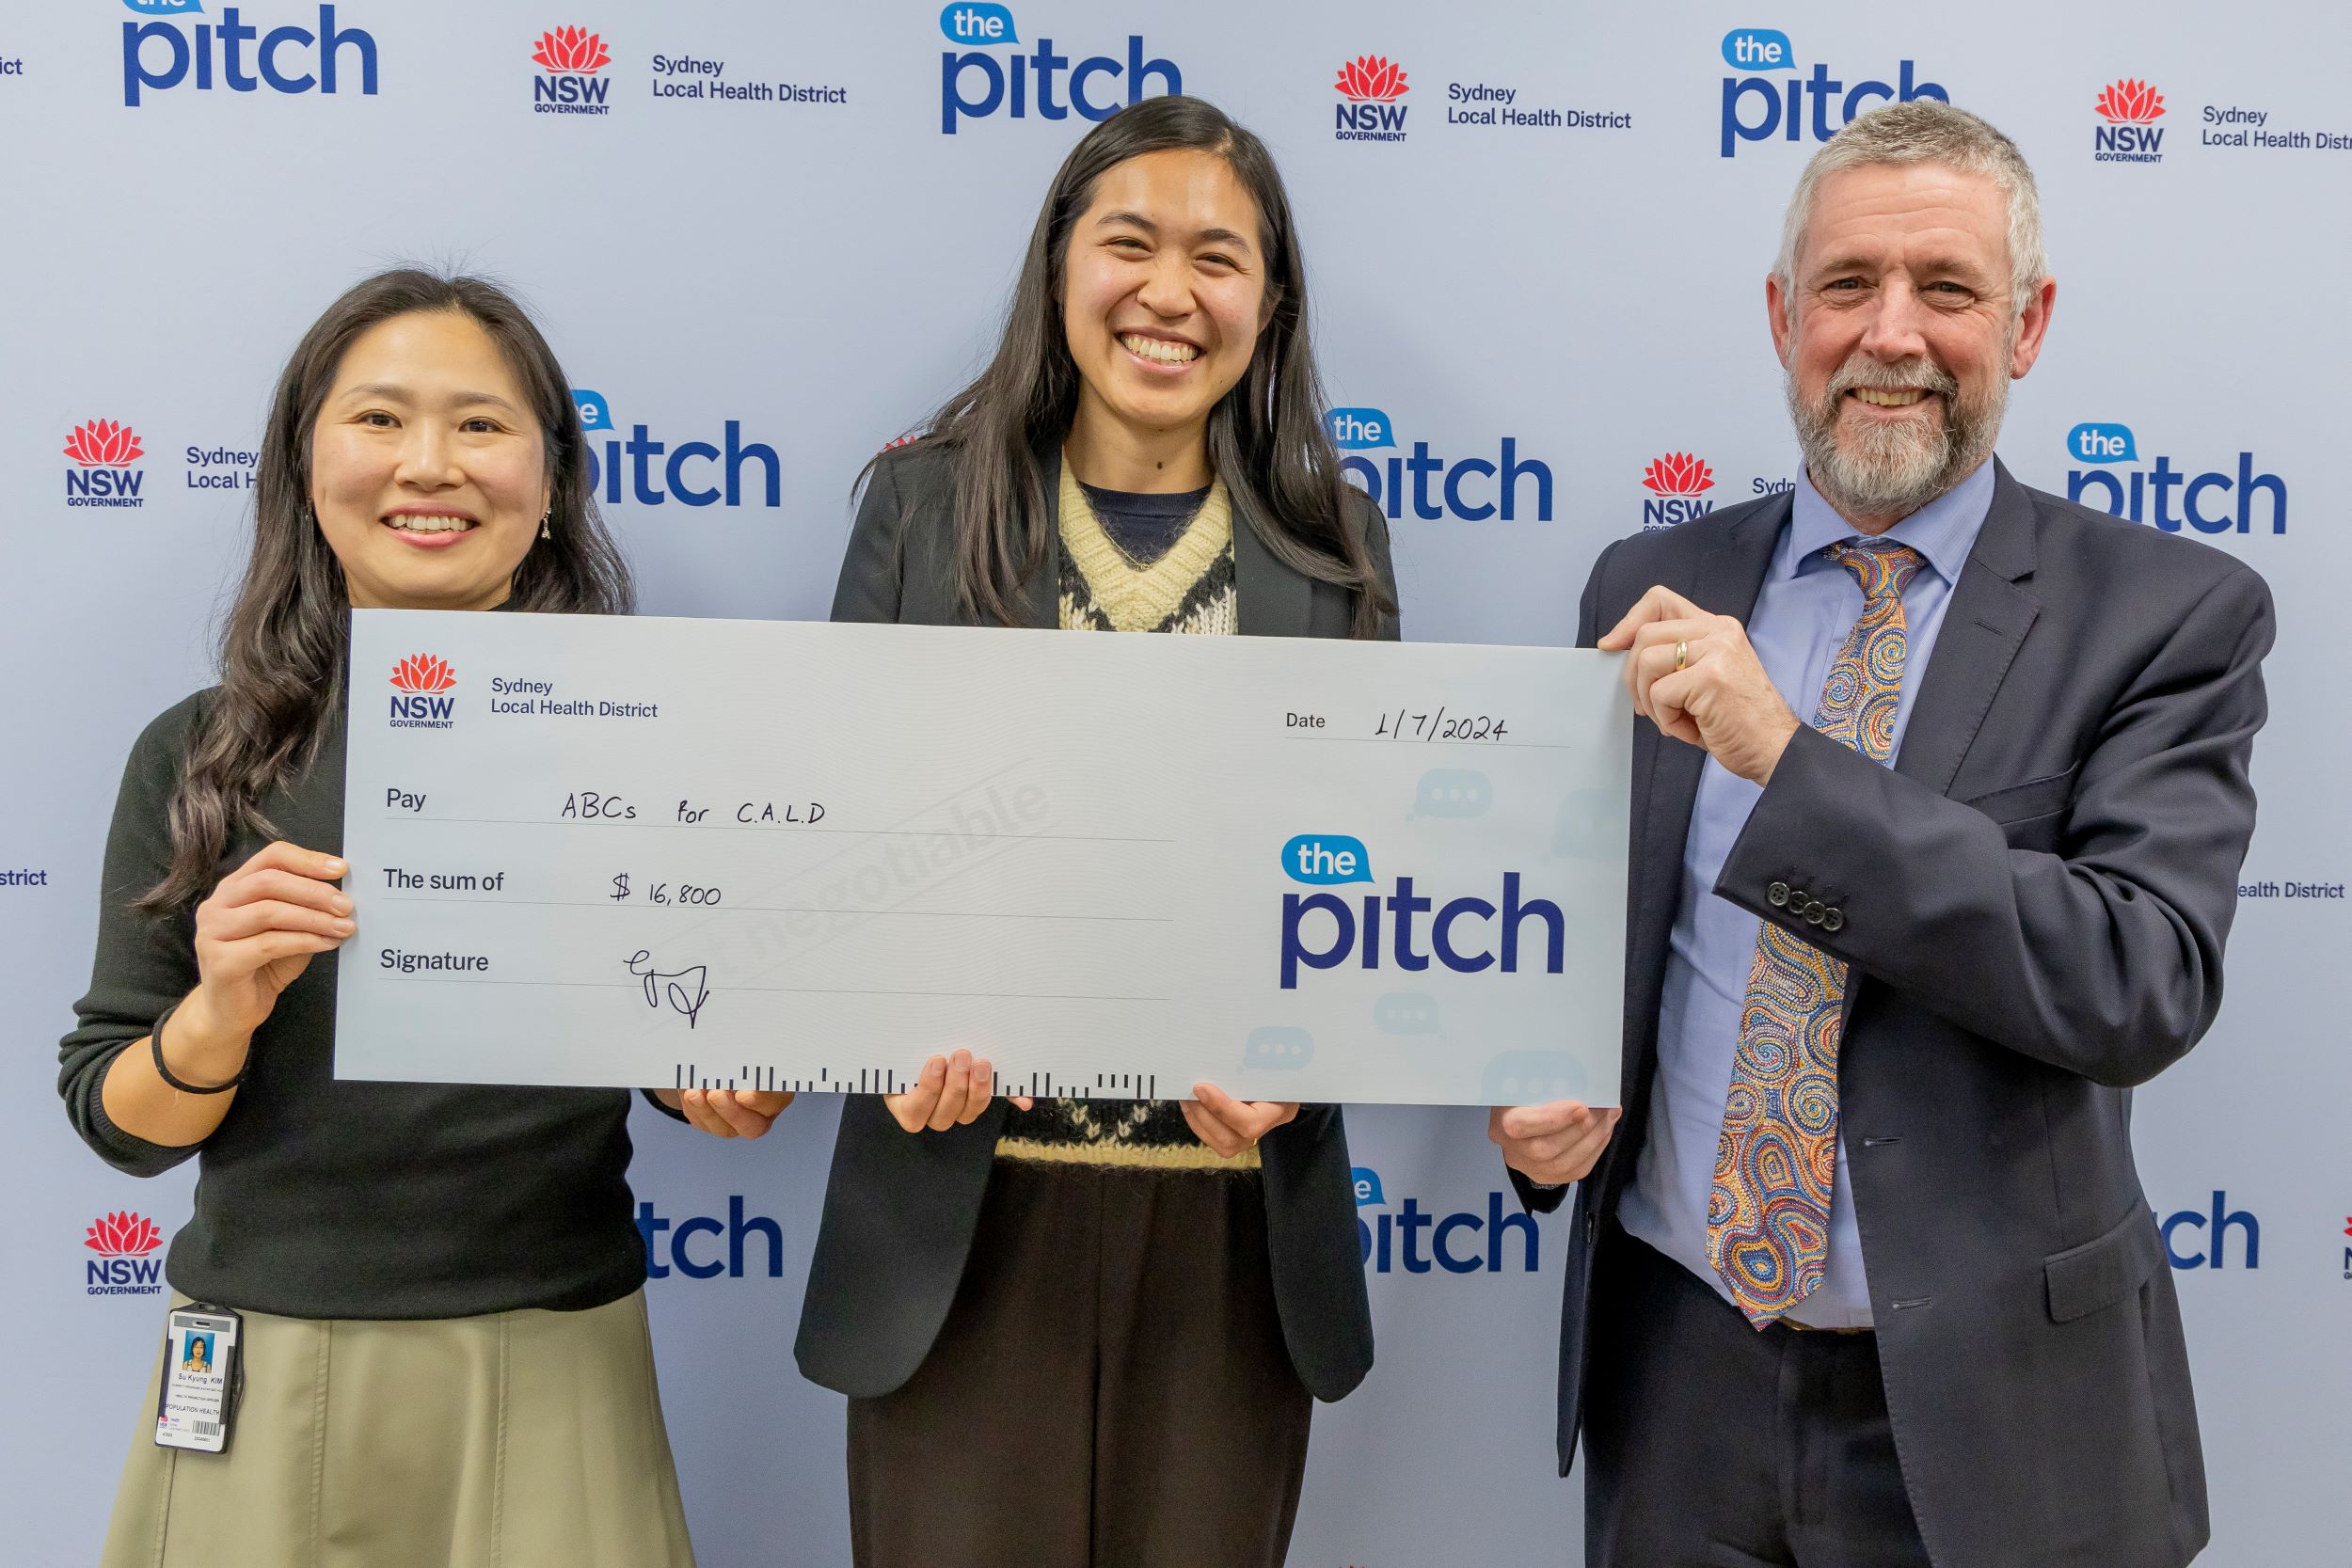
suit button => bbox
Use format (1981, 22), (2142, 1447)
(1822, 908), (1845, 932)
(1768, 881), (1790, 907)
(1804, 903), (1825, 925)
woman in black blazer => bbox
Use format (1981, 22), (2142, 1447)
(796, 96), (1396, 1568)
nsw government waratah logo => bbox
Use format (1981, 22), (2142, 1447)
(532, 24), (612, 115)
(2093, 78), (2165, 163)
(86, 1210), (165, 1297)
(1640, 451), (1716, 530)
(65, 419), (146, 508)
(1334, 54), (1407, 142)
(389, 654), (457, 728)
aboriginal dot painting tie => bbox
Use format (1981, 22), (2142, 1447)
(1708, 539), (1923, 1326)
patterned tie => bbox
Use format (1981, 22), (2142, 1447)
(1708, 539), (1923, 1326)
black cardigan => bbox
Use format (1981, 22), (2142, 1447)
(58, 691), (650, 1319)
(792, 443), (1392, 1402)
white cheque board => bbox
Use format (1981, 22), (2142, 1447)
(336, 610), (1629, 1106)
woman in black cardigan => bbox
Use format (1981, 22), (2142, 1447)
(794, 97), (1396, 1568)
(58, 269), (781, 1567)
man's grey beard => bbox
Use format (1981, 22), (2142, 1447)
(1786, 354), (2007, 520)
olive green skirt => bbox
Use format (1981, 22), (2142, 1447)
(102, 1289), (696, 1568)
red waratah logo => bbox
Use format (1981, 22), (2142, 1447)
(390, 655), (457, 693)
(1641, 452), (1715, 498)
(63, 420), (143, 468)
(2095, 79), (2164, 123)
(1335, 55), (1407, 102)
(532, 26), (611, 74)
(86, 1212), (164, 1257)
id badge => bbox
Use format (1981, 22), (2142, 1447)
(154, 1305), (242, 1454)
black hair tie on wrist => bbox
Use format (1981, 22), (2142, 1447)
(151, 1004), (246, 1094)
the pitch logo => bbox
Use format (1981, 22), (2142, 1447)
(2093, 78), (2165, 163)
(2158, 1190), (2259, 1270)
(389, 654), (456, 729)
(1334, 54), (1407, 143)
(85, 1211), (165, 1297)
(1279, 833), (1565, 990)
(1641, 451), (1716, 530)
(572, 389), (784, 509)
(1354, 1166), (1540, 1275)
(1719, 28), (1947, 158)
(65, 419), (146, 508)
(532, 24), (612, 116)
(1329, 405), (1555, 522)
(2064, 421), (2285, 535)
(120, 1), (380, 109)
(638, 1196), (788, 1280)
(937, 4), (1181, 135)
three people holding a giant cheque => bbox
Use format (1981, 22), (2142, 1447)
(61, 89), (2268, 1568)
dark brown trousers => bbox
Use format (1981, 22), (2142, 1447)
(847, 1160), (1313, 1568)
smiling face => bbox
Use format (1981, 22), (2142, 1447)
(309, 309), (550, 610)
(1059, 148), (1271, 482)
(1768, 160), (2053, 529)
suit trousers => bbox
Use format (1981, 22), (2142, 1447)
(846, 1159), (1312, 1568)
(1581, 1224), (1931, 1568)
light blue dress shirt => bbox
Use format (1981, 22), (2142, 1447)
(1615, 459), (1996, 1328)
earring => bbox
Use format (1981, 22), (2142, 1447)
(540, 509), (552, 542)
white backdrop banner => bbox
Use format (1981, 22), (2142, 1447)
(2, 3), (2344, 1565)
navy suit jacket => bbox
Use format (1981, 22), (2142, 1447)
(1526, 460), (2271, 1568)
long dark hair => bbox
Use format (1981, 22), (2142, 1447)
(874, 95), (1391, 636)
(142, 268), (631, 910)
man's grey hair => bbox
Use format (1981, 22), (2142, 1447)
(1773, 101), (2048, 323)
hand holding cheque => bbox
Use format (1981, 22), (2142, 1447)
(1488, 584), (1793, 1185)
(332, 609), (1633, 1107)
(1602, 585), (1800, 785)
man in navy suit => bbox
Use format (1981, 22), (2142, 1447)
(1493, 102), (2271, 1568)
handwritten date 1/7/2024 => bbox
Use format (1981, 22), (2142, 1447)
(1374, 709), (1507, 742)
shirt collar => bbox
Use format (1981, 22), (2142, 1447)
(1778, 458), (1996, 587)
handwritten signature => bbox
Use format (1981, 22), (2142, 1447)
(626, 950), (709, 1028)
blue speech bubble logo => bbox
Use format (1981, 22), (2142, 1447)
(939, 3), (1018, 43)
(1243, 1025), (1313, 1071)
(1374, 993), (1442, 1037)
(1327, 407), (1395, 451)
(1352, 1165), (1387, 1207)
(123, 0), (204, 13)
(1722, 28), (1794, 69)
(1281, 833), (1373, 885)
(1411, 769), (1491, 819)
(2067, 422), (2137, 465)
(1480, 1050), (1589, 1104)
(1553, 787), (1627, 861)
(570, 389), (613, 433)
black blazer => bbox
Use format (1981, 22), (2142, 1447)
(1525, 460), (2271, 1568)
(794, 443), (1394, 1403)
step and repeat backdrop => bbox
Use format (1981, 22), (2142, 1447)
(3, 2), (2344, 1563)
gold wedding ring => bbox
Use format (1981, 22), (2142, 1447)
(1674, 639), (1689, 672)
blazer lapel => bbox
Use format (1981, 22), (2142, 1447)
(1617, 499), (1787, 1131)
(1021, 448), (1065, 629)
(1634, 498), (1788, 928)
(1233, 503), (1311, 638)
(1892, 458), (2041, 797)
